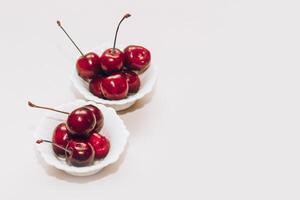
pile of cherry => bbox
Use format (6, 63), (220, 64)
(29, 101), (110, 167)
(57, 13), (151, 100)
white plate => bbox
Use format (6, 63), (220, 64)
(34, 100), (129, 176)
(70, 43), (157, 111)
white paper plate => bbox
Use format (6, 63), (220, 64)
(34, 100), (129, 176)
(70, 43), (157, 111)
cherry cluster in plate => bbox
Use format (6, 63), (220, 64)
(87, 44), (151, 100)
(32, 102), (110, 167)
(57, 13), (151, 100)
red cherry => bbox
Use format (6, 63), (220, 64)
(76, 52), (101, 79)
(89, 77), (104, 98)
(100, 48), (124, 74)
(100, 13), (131, 74)
(100, 73), (129, 100)
(36, 139), (95, 167)
(88, 133), (110, 159)
(124, 45), (151, 71)
(57, 21), (101, 79)
(123, 70), (140, 93)
(28, 102), (96, 137)
(52, 123), (70, 156)
(66, 107), (96, 138)
(84, 104), (104, 132)
(65, 140), (95, 167)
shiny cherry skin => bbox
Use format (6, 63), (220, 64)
(65, 140), (95, 167)
(84, 104), (104, 132)
(66, 107), (96, 138)
(100, 73), (129, 100)
(123, 70), (140, 93)
(76, 52), (101, 79)
(88, 133), (110, 159)
(52, 123), (70, 156)
(89, 77), (104, 98)
(124, 45), (151, 71)
(100, 48), (124, 74)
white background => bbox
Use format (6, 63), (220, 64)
(0, 0), (300, 199)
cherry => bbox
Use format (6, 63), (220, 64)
(36, 139), (95, 167)
(84, 104), (104, 132)
(100, 73), (129, 100)
(101, 49), (124, 75)
(124, 45), (151, 71)
(57, 21), (101, 79)
(66, 107), (96, 138)
(52, 123), (70, 156)
(89, 76), (104, 98)
(76, 53), (101, 79)
(65, 140), (95, 167)
(28, 101), (96, 138)
(88, 133), (110, 159)
(123, 70), (140, 93)
(100, 13), (131, 74)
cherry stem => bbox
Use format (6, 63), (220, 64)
(112, 13), (131, 53)
(57, 20), (84, 56)
(36, 139), (72, 154)
(28, 101), (69, 115)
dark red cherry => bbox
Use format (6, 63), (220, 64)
(84, 104), (104, 132)
(36, 139), (95, 167)
(28, 102), (96, 137)
(123, 70), (140, 93)
(67, 107), (96, 138)
(52, 123), (70, 156)
(76, 52), (101, 79)
(100, 13), (131, 75)
(100, 48), (124, 74)
(88, 132), (110, 159)
(100, 73), (129, 100)
(56, 21), (101, 79)
(124, 45), (151, 71)
(65, 140), (95, 167)
(89, 76), (104, 98)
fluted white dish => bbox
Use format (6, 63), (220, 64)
(70, 43), (157, 111)
(34, 100), (129, 176)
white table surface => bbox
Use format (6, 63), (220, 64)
(1, 0), (300, 199)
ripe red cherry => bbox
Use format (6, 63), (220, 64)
(123, 70), (140, 93)
(100, 13), (131, 74)
(84, 104), (104, 132)
(52, 123), (70, 156)
(67, 107), (96, 138)
(88, 133), (110, 159)
(65, 140), (95, 167)
(76, 52), (101, 79)
(36, 139), (95, 167)
(124, 45), (151, 71)
(100, 73), (129, 100)
(101, 49), (124, 74)
(57, 21), (101, 79)
(28, 102), (97, 137)
(89, 77), (104, 98)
